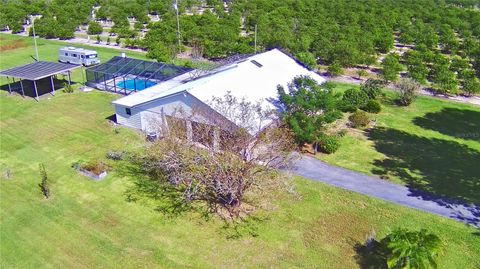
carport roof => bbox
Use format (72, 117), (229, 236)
(0, 61), (80, 81)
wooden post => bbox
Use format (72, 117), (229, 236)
(50, 76), (55, 95)
(19, 79), (25, 98)
(68, 71), (72, 85)
(213, 127), (220, 151)
(186, 120), (193, 142)
(33, 80), (39, 101)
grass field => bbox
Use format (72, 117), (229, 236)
(1, 34), (479, 268)
(0, 33), (147, 86)
(319, 83), (480, 205)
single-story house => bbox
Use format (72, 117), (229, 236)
(112, 49), (326, 139)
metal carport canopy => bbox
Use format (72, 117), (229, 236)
(0, 61), (80, 81)
(0, 61), (81, 101)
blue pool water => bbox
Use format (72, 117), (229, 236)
(116, 79), (156, 91)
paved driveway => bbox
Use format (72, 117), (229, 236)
(289, 154), (479, 227)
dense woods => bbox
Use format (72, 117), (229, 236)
(1, 0), (479, 94)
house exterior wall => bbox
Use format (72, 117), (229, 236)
(138, 92), (196, 132)
(114, 91), (238, 134)
(114, 92), (219, 133)
(115, 105), (142, 129)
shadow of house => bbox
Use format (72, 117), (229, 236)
(105, 114), (117, 122)
(413, 108), (480, 142)
(367, 127), (480, 206)
(0, 76), (71, 99)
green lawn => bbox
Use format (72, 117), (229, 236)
(319, 83), (480, 205)
(1, 34), (479, 268)
(1, 91), (479, 268)
(0, 33), (147, 87)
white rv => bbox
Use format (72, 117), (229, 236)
(58, 47), (100, 66)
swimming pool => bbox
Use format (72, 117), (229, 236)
(116, 79), (156, 91)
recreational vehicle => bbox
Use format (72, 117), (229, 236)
(58, 47), (100, 66)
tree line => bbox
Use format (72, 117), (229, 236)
(1, 0), (479, 94)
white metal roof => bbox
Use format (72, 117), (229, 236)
(187, 49), (325, 110)
(60, 46), (97, 55)
(113, 49), (327, 133)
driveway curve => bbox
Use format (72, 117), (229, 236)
(289, 154), (479, 227)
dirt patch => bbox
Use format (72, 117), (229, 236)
(0, 39), (27, 52)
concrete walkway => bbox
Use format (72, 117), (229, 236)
(290, 155), (480, 227)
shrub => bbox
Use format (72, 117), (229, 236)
(317, 135), (340, 154)
(381, 53), (402, 82)
(336, 129), (347, 137)
(360, 79), (384, 99)
(278, 76), (342, 144)
(328, 62), (343, 76)
(357, 69), (368, 79)
(63, 82), (74, 93)
(320, 81), (336, 91)
(383, 228), (442, 269)
(362, 100), (382, 113)
(38, 163), (50, 199)
(394, 78), (420, 106)
(87, 21), (103, 35)
(349, 110), (370, 128)
(462, 78), (480, 96)
(341, 88), (369, 112)
(295, 52), (317, 70)
(106, 151), (124, 160)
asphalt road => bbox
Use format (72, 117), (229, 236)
(289, 154), (479, 228)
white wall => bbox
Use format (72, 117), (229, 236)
(115, 105), (142, 129)
(114, 92), (233, 133)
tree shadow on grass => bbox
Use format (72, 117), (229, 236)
(353, 240), (388, 269)
(115, 158), (268, 237)
(114, 160), (194, 218)
(413, 107), (480, 142)
(115, 159), (267, 238)
(367, 127), (480, 208)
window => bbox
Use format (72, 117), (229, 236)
(64, 53), (68, 56)
(86, 54), (97, 59)
(125, 108), (131, 115)
(81, 55), (84, 59)
(72, 54), (77, 57)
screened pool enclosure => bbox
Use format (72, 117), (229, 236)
(85, 57), (193, 94)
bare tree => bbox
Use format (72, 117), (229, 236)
(133, 93), (295, 218)
(394, 78), (420, 106)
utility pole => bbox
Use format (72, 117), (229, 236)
(32, 16), (39, 61)
(174, 0), (181, 49)
(254, 24), (257, 53)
